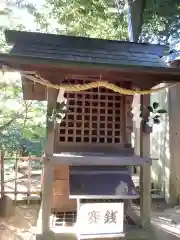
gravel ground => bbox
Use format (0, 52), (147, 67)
(0, 203), (180, 240)
(0, 204), (39, 240)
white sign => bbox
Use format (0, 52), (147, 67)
(76, 202), (124, 238)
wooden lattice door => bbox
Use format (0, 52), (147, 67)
(55, 79), (133, 152)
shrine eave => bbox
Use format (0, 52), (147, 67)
(0, 53), (180, 80)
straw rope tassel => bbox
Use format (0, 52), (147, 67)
(0, 65), (175, 95)
(23, 73), (175, 96)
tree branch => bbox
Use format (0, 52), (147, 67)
(0, 118), (15, 131)
(0, 112), (24, 131)
(0, 100), (31, 132)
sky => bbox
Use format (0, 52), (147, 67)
(0, 0), (45, 31)
(0, 0), (65, 35)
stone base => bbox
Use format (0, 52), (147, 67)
(35, 232), (77, 240)
(0, 195), (15, 217)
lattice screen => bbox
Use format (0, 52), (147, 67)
(59, 79), (132, 145)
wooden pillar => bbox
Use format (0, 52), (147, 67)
(41, 88), (58, 234)
(125, 95), (141, 226)
(168, 84), (180, 205)
(132, 94), (141, 174)
(140, 95), (151, 227)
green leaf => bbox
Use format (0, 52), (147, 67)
(147, 105), (153, 112)
(154, 115), (160, 119)
(157, 109), (167, 114)
(153, 102), (159, 109)
(153, 118), (160, 124)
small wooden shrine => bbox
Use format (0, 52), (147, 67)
(1, 30), (180, 239)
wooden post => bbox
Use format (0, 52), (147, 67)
(125, 95), (142, 226)
(132, 94), (141, 174)
(14, 154), (18, 203)
(140, 95), (151, 227)
(0, 150), (4, 197)
(41, 88), (58, 234)
(27, 156), (31, 204)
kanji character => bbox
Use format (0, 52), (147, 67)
(104, 210), (118, 224)
(88, 210), (100, 224)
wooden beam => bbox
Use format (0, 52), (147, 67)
(140, 95), (151, 227)
(22, 77), (47, 101)
(30, 67), (161, 84)
(41, 88), (59, 234)
(54, 142), (134, 153)
(50, 154), (148, 166)
(22, 65), (178, 84)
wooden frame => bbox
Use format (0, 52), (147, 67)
(49, 154), (149, 166)
(0, 154), (42, 203)
(41, 88), (59, 234)
(39, 94), (152, 235)
(140, 95), (151, 227)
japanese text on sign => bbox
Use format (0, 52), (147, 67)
(76, 202), (124, 237)
(88, 209), (118, 224)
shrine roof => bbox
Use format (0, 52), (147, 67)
(0, 30), (173, 70)
(1, 30), (180, 99)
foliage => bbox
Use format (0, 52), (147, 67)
(43, 0), (180, 45)
(40, 0), (128, 39)
(0, 72), (46, 156)
(140, 101), (167, 126)
(0, 1), (48, 155)
(141, 0), (180, 46)
(0, 0), (179, 46)
(0, 0), (180, 42)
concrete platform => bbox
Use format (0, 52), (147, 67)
(34, 225), (154, 240)
(35, 225), (180, 240)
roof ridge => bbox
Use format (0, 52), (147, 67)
(5, 30), (167, 57)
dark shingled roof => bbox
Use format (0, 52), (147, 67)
(5, 30), (169, 69)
